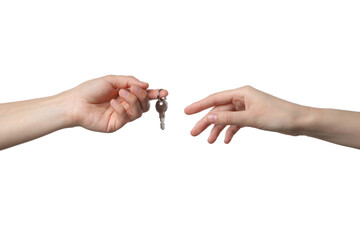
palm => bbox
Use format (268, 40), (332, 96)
(74, 79), (123, 132)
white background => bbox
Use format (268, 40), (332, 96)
(0, 0), (360, 239)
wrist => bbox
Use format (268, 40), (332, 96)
(52, 91), (78, 129)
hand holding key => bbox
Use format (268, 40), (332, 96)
(0, 74), (169, 150)
(68, 75), (168, 133)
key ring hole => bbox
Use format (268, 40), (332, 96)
(157, 89), (167, 101)
(157, 89), (163, 100)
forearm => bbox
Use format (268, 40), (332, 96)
(0, 93), (73, 150)
(298, 107), (360, 149)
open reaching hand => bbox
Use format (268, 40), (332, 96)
(184, 86), (308, 143)
(185, 85), (360, 149)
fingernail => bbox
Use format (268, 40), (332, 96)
(207, 114), (217, 123)
(140, 80), (149, 86)
(120, 89), (129, 97)
(133, 85), (141, 93)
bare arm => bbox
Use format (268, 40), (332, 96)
(0, 75), (168, 150)
(184, 86), (360, 149)
(300, 108), (360, 149)
(0, 95), (72, 150)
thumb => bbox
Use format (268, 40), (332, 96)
(207, 111), (250, 126)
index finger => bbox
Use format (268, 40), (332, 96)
(184, 89), (238, 115)
(147, 89), (169, 100)
(105, 75), (149, 90)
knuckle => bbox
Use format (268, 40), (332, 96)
(208, 94), (218, 104)
(134, 111), (142, 119)
(139, 92), (148, 101)
(242, 85), (254, 92)
(127, 93), (137, 103)
(130, 107), (142, 119)
(144, 101), (150, 112)
(105, 74), (115, 80)
(225, 114), (233, 124)
(233, 95), (243, 103)
(127, 75), (137, 81)
(232, 95), (245, 109)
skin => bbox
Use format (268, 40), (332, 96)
(0, 75), (168, 150)
(184, 85), (360, 149)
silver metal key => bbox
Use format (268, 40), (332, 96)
(155, 89), (168, 130)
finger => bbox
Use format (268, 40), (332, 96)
(224, 125), (242, 144)
(208, 125), (227, 144)
(118, 97), (129, 110)
(207, 111), (250, 126)
(147, 89), (169, 100)
(191, 114), (212, 136)
(190, 104), (233, 136)
(130, 85), (150, 112)
(110, 99), (129, 128)
(105, 75), (149, 90)
(119, 89), (143, 121)
(184, 89), (239, 115)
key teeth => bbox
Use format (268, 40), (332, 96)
(160, 117), (165, 130)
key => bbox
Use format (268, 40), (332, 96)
(155, 89), (168, 130)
